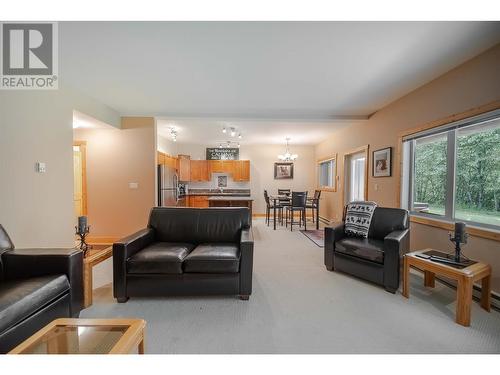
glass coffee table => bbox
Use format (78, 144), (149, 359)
(9, 319), (146, 354)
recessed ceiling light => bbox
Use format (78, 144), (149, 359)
(238, 133), (242, 139)
(230, 127), (236, 137)
(222, 127), (227, 134)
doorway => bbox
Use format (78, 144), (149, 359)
(73, 141), (87, 218)
(343, 145), (369, 204)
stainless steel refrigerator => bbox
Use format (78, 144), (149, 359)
(158, 164), (179, 206)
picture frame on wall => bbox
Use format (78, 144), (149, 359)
(274, 162), (294, 179)
(373, 147), (392, 177)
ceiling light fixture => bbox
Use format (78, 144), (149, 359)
(222, 127), (227, 134)
(278, 137), (298, 161)
(238, 133), (242, 139)
(230, 127), (236, 137)
(169, 126), (178, 142)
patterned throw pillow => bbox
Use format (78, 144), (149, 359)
(344, 201), (378, 238)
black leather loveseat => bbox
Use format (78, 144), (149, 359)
(0, 225), (84, 353)
(113, 207), (254, 302)
(324, 206), (409, 293)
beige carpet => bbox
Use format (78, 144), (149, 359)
(82, 219), (500, 353)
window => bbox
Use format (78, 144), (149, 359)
(348, 153), (366, 202)
(402, 110), (500, 230)
(318, 155), (337, 190)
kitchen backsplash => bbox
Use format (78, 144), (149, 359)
(186, 173), (251, 190)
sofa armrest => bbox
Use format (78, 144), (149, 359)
(383, 229), (410, 291)
(324, 223), (345, 270)
(113, 228), (155, 301)
(3, 248), (83, 317)
(239, 228), (254, 297)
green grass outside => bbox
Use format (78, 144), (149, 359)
(424, 205), (500, 227)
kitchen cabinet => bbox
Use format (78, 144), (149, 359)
(190, 160), (210, 182)
(208, 160), (250, 181)
(165, 155), (177, 169)
(157, 152), (165, 165)
(208, 160), (231, 174)
(188, 195), (209, 208)
(157, 152), (178, 170)
(208, 197), (253, 223)
(232, 160), (250, 181)
(178, 155), (191, 182)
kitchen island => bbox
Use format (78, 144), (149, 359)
(207, 196), (253, 223)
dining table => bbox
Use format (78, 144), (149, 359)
(269, 194), (320, 230)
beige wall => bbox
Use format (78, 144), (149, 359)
(315, 43), (500, 292)
(176, 143), (317, 214)
(74, 117), (156, 240)
(0, 85), (120, 248)
(157, 134), (178, 156)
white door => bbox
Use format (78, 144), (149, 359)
(345, 152), (366, 204)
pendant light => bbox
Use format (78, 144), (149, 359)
(277, 137), (298, 161)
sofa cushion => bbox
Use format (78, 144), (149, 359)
(335, 237), (384, 264)
(183, 243), (240, 273)
(0, 274), (69, 334)
(148, 207), (250, 244)
(127, 242), (195, 274)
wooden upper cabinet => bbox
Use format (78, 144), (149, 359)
(178, 155), (191, 181)
(157, 151), (166, 165)
(208, 160), (250, 181)
(190, 160), (210, 182)
(233, 160), (250, 181)
(157, 152), (178, 170)
(164, 155), (178, 170)
(208, 160), (227, 174)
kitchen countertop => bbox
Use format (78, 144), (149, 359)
(207, 196), (254, 201)
(180, 189), (251, 198)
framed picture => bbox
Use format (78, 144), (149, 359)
(373, 147), (392, 177)
(274, 162), (294, 179)
(217, 175), (228, 188)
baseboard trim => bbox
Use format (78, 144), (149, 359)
(253, 213), (314, 218)
(410, 266), (500, 312)
(86, 236), (119, 245)
(436, 276), (500, 312)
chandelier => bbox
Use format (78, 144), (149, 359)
(278, 137), (298, 161)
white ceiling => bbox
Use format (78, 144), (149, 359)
(156, 117), (362, 145)
(60, 22), (500, 120)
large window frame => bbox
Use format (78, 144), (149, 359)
(401, 108), (500, 232)
(317, 154), (338, 192)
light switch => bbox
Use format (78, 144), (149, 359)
(36, 162), (46, 173)
(129, 182), (139, 189)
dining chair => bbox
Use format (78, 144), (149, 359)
(286, 191), (308, 231)
(277, 189), (291, 209)
(264, 190), (283, 226)
(306, 190), (321, 223)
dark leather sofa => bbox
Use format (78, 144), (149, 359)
(0, 224), (84, 353)
(113, 207), (254, 302)
(324, 207), (409, 293)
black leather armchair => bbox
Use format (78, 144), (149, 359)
(113, 207), (254, 302)
(0, 224), (83, 353)
(324, 207), (409, 293)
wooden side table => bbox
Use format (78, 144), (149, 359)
(403, 249), (491, 327)
(83, 245), (113, 308)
